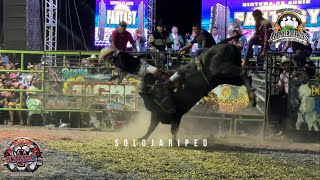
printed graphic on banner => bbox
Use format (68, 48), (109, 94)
(202, 0), (320, 40)
(44, 66), (139, 111)
(269, 8), (309, 45)
(95, 0), (148, 46)
(289, 80), (320, 132)
(200, 85), (251, 113)
(3, 137), (42, 172)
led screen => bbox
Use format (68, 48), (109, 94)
(202, 0), (320, 41)
(95, 0), (148, 47)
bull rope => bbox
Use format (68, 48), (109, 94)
(196, 60), (214, 89)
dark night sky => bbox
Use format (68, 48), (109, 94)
(58, 0), (201, 51)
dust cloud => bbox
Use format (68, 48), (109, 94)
(113, 106), (266, 147)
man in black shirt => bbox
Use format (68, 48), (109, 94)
(179, 24), (216, 56)
(291, 41), (312, 67)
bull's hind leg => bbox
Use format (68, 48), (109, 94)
(240, 69), (257, 107)
(138, 112), (159, 141)
(217, 65), (256, 107)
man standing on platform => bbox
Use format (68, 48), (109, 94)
(111, 21), (136, 51)
(243, 9), (272, 67)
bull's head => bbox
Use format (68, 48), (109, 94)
(149, 82), (176, 114)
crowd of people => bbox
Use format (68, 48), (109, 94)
(107, 9), (319, 69)
(0, 53), (44, 126)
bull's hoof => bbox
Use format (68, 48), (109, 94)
(138, 137), (146, 141)
(172, 139), (178, 147)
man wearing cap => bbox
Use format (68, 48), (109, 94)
(149, 22), (170, 52)
(275, 56), (293, 136)
(277, 56), (294, 95)
(111, 21), (136, 51)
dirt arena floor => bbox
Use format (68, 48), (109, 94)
(0, 110), (319, 179)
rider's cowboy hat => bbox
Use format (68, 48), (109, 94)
(86, 54), (98, 60)
(99, 47), (117, 61)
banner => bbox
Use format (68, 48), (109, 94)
(43, 66), (139, 111)
(289, 79), (320, 132)
(95, 0), (148, 46)
(199, 85), (254, 114)
(202, 0), (320, 40)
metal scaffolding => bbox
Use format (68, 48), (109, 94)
(44, 0), (58, 64)
(148, 0), (156, 38)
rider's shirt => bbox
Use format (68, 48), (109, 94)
(112, 51), (141, 74)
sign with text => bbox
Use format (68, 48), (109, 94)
(95, 0), (148, 46)
(202, 0), (320, 40)
(288, 80), (320, 132)
(44, 66), (139, 111)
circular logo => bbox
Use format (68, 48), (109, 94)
(274, 10), (305, 33)
(2, 137), (42, 172)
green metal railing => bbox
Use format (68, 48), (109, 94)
(0, 50), (102, 112)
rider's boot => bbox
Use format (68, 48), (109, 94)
(153, 69), (171, 82)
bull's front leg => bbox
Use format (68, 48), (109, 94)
(171, 118), (181, 146)
(138, 112), (159, 141)
(240, 69), (257, 107)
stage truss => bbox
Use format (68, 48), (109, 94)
(147, 0), (156, 37)
(44, 0), (58, 64)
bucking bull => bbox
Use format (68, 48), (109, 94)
(99, 43), (256, 144)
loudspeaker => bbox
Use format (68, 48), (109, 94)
(3, 0), (42, 50)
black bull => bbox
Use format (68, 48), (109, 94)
(140, 44), (256, 143)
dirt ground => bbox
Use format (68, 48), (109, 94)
(0, 110), (319, 179)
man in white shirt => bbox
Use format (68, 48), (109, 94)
(169, 26), (184, 52)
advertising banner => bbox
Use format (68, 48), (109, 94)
(288, 77), (320, 132)
(44, 66), (139, 111)
(95, 0), (148, 47)
(202, 0), (320, 40)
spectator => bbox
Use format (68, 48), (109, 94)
(243, 9), (273, 67)
(311, 30), (320, 53)
(179, 24), (216, 57)
(304, 60), (316, 79)
(277, 56), (294, 94)
(133, 29), (146, 52)
(111, 21), (136, 51)
(149, 22), (170, 52)
(169, 26), (184, 52)
(275, 56), (294, 135)
(0, 62), (5, 70)
(291, 41), (312, 67)
(187, 31), (198, 56)
(227, 29), (245, 50)
(26, 79), (43, 126)
(211, 27), (222, 44)
(234, 26), (247, 56)
(0, 53), (9, 64)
